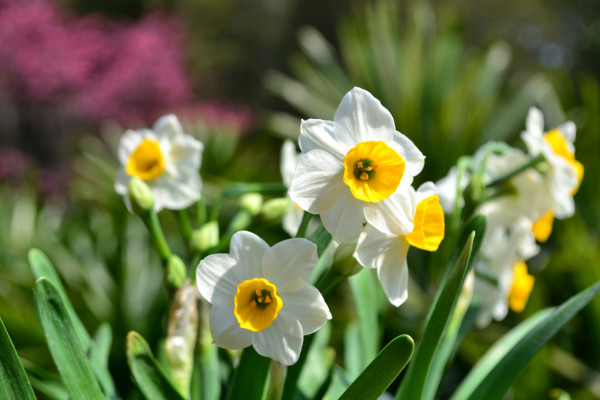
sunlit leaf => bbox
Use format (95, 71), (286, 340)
(0, 316), (36, 400)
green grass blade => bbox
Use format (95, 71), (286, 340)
(395, 233), (475, 400)
(126, 331), (185, 400)
(0, 316), (36, 400)
(91, 323), (118, 399)
(33, 278), (104, 399)
(451, 281), (600, 400)
(227, 347), (271, 400)
(339, 335), (414, 400)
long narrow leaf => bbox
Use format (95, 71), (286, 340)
(227, 347), (271, 400)
(33, 278), (104, 399)
(339, 334), (414, 400)
(91, 323), (118, 399)
(395, 233), (475, 400)
(451, 281), (600, 400)
(0, 316), (36, 400)
(126, 331), (185, 400)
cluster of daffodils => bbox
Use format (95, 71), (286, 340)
(437, 107), (583, 327)
(287, 87), (445, 307)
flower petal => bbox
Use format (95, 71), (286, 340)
(526, 107), (545, 138)
(389, 131), (425, 177)
(280, 140), (300, 187)
(169, 134), (203, 167)
(288, 149), (346, 214)
(117, 129), (154, 165)
(196, 253), (242, 306)
(151, 171), (201, 211)
(262, 239), (318, 293)
(282, 285), (331, 335)
(320, 190), (365, 243)
(299, 119), (348, 159)
(252, 313), (303, 366)
(209, 304), (253, 349)
(364, 187), (416, 235)
(153, 114), (184, 141)
(229, 231), (270, 279)
(334, 87), (395, 144)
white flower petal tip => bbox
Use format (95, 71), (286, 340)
(115, 114), (204, 212)
(289, 87), (424, 243)
(195, 230), (331, 366)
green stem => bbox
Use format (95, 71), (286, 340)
(141, 211), (172, 265)
(295, 212), (313, 238)
(196, 197), (207, 227)
(176, 209), (193, 243)
(487, 154), (545, 188)
(228, 347), (271, 400)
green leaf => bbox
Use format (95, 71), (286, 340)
(450, 281), (600, 400)
(126, 331), (185, 400)
(0, 316), (36, 400)
(395, 233), (475, 400)
(227, 347), (271, 400)
(339, 335), (414, 400)
(90, 323), (118, 399)
(21, 358), (69, 400)
(33, 278), (104, 399)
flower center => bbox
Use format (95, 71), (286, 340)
(126, 139), (166, 181)
(544, 129), (583, 193)
(234, 278), (283, 332)
(405, 195), (445, 251)
(532, 210), (554, 243)
(507, 261), (535, 312)
(343, 141), (405, 203)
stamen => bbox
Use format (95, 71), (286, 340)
(250, 300), (257, 307)
(356, 161), (364, 168)
(264, 295), (272, 304)
(255, 289), (262, 297)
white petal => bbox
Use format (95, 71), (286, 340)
(415, 181), (438, 202)
(377, 253), (410, 307)
(151, 172), (201, 211)
(334, 87), (395, 144)
(253, 313), (303, 366)
(209, 305), (253, 350)
(280, 140), (300, 187)
(364, 188), (416, 235)
(114, 169), (130, 196)
(117, 129), (153, 165)
(288, 150), (346, 214)
(319, 190), (365, 243)
(526, 107), (545, 138)
(153, 114), (184, 140)
(229, 231), (270, 279)
(389, 131), (425, 177)
(196, 253), (242, 306)
(282, 201), (303, 236)
(557, 121), (576, 143)
(298, 119), (348, 159)
(282, 285), (331, 335)
(262, 239), (318, 293)
(168, 134), (203, 167)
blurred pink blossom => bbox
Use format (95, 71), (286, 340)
(178, 101), (255, 134)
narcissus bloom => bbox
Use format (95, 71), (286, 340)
(354, 182), (444, 306)
(115, 115), (203, 212)
(289, 87), (424, 243)
(196, 231), (331, 365)
(521, 107), (583, 218)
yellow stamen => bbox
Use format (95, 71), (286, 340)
(508, 261), (535, 312)
(343, 141), (405, 203)
(405, 195), (445, 251)
(532, 210), (554, 243)
(544, 129), (584, 194)
(234, 278), (283, 332)
(126, 139), (166, 181)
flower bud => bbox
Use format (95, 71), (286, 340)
(332, 242), (362, 277)
(260, 198), (291, 222)
(128, 177), (154, 215)
(464, 173), (485, 207)
(240, 193), (263, 216)
(191, 221), (220, 253)
(165, 255), (187, 290)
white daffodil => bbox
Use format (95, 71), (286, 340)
(196, 231), (331, 366)
(354, 182), (444, 306)
(115, 114), (203, 212)
(521, 107), (583, 218)
(289, 87), (424, 243)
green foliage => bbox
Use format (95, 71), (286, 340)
(227, 347), (271, 400)
(0, 316), (36, 400)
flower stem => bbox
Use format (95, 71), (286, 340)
(295, 211), (313, 238)
(176, 209), (193, 243)
(486, 154), (545, 188)
(141, 210), (172, 265)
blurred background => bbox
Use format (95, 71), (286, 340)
(1, 0), (599, 398)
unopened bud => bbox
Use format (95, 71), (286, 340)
(165, 255), (186, 290)
(260, 198), (291, 222)
(191, 222), (220, 253)
(240, 193), (263, 216)
(128, 177), (154, 215)
(464, 173), (485, 206)
(332, 242), (362, 277)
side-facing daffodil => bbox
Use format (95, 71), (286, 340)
(289, 87), (424, 243)
(354, 182), (444, 306)
(115, 114), (203, 212)
(196, 231), (331, 365)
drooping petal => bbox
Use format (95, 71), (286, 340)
(252, 312), (303, 366)
(299, 119), (348, 159)
(334, 87), (396, 144)
(389, 131), (425, 177)
(364, 187), (416, 236)
(282, 285), (331, 335)
(196, 253), (242, 306)
(229, 231), (270, 279)
(262, 239), (318, 293)
(209, 304), (253, 350)
(288, 150), (346, 214)
(319, 190), (366, 243)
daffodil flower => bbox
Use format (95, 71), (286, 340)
(521, 107), (583, 218)
(289, 87), (424, 243)
(354, 182), (444, 306)
(196, 231), (331, 365)
(115, 114), (203, 212)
